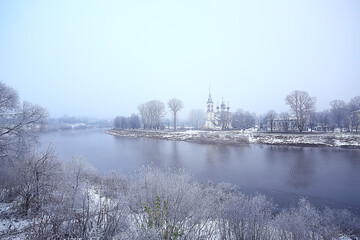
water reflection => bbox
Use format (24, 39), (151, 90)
(286, 149), (316, 189)
(39, 129), (360, 207)
(205, 144), (216, 164)
(170, 141), (181, 169)
(140, 139), (164, 168)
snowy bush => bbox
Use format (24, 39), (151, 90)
(126, 167), (220, 239)
(273, 198), (321, 240)
(1, 163), (359, 239)
(219, 192), (276, 240)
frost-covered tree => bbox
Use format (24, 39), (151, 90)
(279, 112), (291, 132)
(232, 109), (255, 130)
(127, 167), (219, 239)
(348, 96), (360, 132)
(273, 198), (323, 240)
(167, 98), (183, 131)
(316, 110), (331, 132)
(266, 110), (278, 132)
(138, 103), (150, 129)
(187, 109), (205, 129)
(114, 115), (140, 129)
(220, 192), (275, 240)
(285, 90), (316, 132)
(0, 81), (48, 160)
(11, 148), (60, 214)
(129, 113), (141, 129)
(114, 116), (121, 128)
(330, 99), (347, 132)
(0, 81), (48, 203)
(308, 112), (317, 132)
(138, 100), (165, 129)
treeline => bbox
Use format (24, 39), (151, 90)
(137, 100), (166, 129)
(114, 99), (255, 131)
(264, 90), (360, 133)
(114, 100), (167, 130)
(114, 114), (141, 129)
(113, 90), (360, 132)
(115, 99), (184, 130)
(232, 109), (256, 130)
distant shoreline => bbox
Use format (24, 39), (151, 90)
(106, 129), (360, 149)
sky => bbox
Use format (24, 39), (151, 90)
(0, 0), (359, 120)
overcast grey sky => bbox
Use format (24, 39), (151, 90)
(0, 0), (359, 119)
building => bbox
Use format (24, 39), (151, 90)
(203, 91), (231, 130)
(266, 118), (297, 132)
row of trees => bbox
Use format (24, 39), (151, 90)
(113, 91), (359, 133)
(138, 100), (166, 130)
(265, 90), (360, 133)
(115, 101), (255, 131)
(232, 109), (256, 130)
(115, 99), (185, 130)
(114, 114), (141, 129)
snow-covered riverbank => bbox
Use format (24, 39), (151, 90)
(106, 129), (360, 148)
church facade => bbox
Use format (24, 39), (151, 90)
(203, 91), (232, 130)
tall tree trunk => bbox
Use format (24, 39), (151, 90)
(173, 113), (176, 131)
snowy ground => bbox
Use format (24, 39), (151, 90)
(0, 203), (27, 240)
(106, 129), (360, 148)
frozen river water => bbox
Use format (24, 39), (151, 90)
(40, 129), (360, 211)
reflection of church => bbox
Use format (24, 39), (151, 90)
(203, 91), (231, 130)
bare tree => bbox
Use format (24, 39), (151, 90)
(138, 100), (165, 129)
(147, 100), (165, 129)
(308, 112), (317, 132)
(113, 116), (128, 129)
(279, 112), (290, 132)
(114, 114), (141, 129)
(266, 110), (278, 132)
(257, 114), (268, 131)
(188, 109), (205, 129)
(129, 113), (141, 129)
(0, 81), (19, 112)
(285, 90), (316, 132)
(0, 81), (48, 160)
(232, 109), (255, 130)
(348, 96), (360, 132)
(330, 100), (347, 132)
(138, 103), (149, 129)
(114, 116), (121, 128)
(12, 148), (60, 214)
(167, 98), (183, 131)
(316, 110), (330, 132)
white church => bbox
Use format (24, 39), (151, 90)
(203, 91), (232, 130)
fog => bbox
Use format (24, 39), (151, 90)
(0, 0), (359, 119)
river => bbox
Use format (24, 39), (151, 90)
(39, 128), (360, 211)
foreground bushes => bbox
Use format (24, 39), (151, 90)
(0, 154), (359, 239)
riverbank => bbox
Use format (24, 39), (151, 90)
(106, 129), (360, 148)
